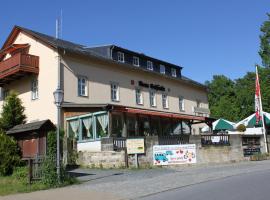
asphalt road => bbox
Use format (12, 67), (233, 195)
(138, 168), (270, 200)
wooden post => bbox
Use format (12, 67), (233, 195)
(124, 147), (129, 168)
(28, 159), (32, 184)
(135, 153), (139, 168)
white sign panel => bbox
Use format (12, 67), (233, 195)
(126, 138), (145, 154)
(153, 144), (196, 165)
(211, 136), (220, 143)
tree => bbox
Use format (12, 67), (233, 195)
(0, 131), (21, 176)
(205, 75), (238, 121)
(0, 91), (26, 132)
(259, 13), (270, 68)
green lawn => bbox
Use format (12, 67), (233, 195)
(0, 175), (49, 196)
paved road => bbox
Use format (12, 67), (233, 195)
(138, 169), (270, 200)
(2, 160), (270, 200)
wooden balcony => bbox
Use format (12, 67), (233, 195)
(0, 53), (39, 86)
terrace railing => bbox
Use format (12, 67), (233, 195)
(158, 135), (190, 145)
(201, 134), (230, 146)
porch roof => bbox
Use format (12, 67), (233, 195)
(112, 106), (215, 124)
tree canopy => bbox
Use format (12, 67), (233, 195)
(259, 13), (270, 68)
(0, 91), (26, 132)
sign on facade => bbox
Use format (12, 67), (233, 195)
(153, 144), (196, 165)
(211, 136), (221, 143)
(126, 138), (145, 154)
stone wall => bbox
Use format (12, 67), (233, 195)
(77, 134), (247, 168)
(77, 151), (125, 168)
(191, 135), (245, 164)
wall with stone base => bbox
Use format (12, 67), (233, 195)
(77, 134), (246, 168)
(77, 151), (125, 168)
(190, 134), (245, 164)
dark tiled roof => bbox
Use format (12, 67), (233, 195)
(11, 26), (206, 89)
(6, 119), (55, 134)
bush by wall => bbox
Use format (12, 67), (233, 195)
(0, 132), (21, 176)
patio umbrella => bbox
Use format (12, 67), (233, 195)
(235, 112), (270, 128)
(201, 118), (235, 132)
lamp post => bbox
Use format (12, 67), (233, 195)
(53, 88), (64, 182)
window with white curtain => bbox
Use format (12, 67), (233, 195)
(136, 88), (143, 105)
(111, 83), (119, 101)
(78, 76), (87, 96)
(179, 96), (185, 111)
(31, 79), (38, 100)
(162, 93), (168, 109)
(149, 90), (156, 107)
(117, 52), (124, 62)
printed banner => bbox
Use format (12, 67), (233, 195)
(153, 144), (196, 165)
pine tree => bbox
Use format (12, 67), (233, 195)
(259, 13), (270, 68)
(0, 91), (26, 132)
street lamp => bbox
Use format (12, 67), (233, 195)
(53, 88), (64, 182)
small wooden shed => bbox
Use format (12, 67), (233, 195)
(7, 120), (55, 158)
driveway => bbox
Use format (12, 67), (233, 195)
(2, 160), (270, 200)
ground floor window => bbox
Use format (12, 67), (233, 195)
(111, 113), (123, 137)
(67, 111), (109, 142)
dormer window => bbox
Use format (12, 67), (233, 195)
(117, 52), (124, 63)
(171, 68), (177, 77)
(147, 61), (153, 70)
(160, 65), (165, 74)
(133, 56), (139, 66)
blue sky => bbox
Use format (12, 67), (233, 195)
(1, 0), (269, 83)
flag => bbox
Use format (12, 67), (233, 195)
(255, 66), (262, 124)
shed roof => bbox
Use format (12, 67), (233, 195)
(6, 119), (55, 135)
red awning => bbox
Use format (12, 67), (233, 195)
(112, 106), (208, 121)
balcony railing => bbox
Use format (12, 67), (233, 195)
(0, 53), (39, 85)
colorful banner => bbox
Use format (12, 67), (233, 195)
(153, 144), (196, 165)
(255, 66), (262, 124)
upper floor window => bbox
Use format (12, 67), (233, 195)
(78, 76), (88, 97)
(196, 99), (201, 108)
(160, 65), (165, 74)
(149, 90), (156, 107)
(162, 93), (168, 109)
(2, 89), (9, 101)
(171, 68), (177, 77)
(147, 61), (153, 70)
(179, 96), (185, 111)
(136, 88), (143, 105)
(111, 83), (119, 101)
(31, 79), (39, 100)
(117, 52), (125, 63)
(133, 56), (139, 66)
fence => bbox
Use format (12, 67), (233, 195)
(158, 135), (190, 145)
(201, 134), (230, 146)
(24, 155), (45, 184)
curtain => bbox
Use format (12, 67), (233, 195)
(69, 120), (80, 138)
(97, 114), (109, 134)
(82, 117), (92, 137)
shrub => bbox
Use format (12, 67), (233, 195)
(0, 132), (21, 176)
(41, 130), (75, 186)
(237, 124), (246, 132)
(12, 166), (28, 184)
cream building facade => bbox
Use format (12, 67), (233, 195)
(0, 26), (212, 153)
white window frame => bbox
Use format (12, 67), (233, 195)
(136, 88), (143, 105)
(171, 68), (177, 77)
(117, 52), (125, 63)
(78, 76), (88, 97)
(160, 64), (165, 74)
(31, 79), (39, 100)
(111, 82), (120, 101)
(162, 93), (169, 109)
(179, 96), (185, 111)
(133, 56), (140, 66)
(149, 90), (156, 107)
(147, 61), (153, 70)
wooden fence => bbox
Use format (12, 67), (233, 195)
(24, 155), (45, 184)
